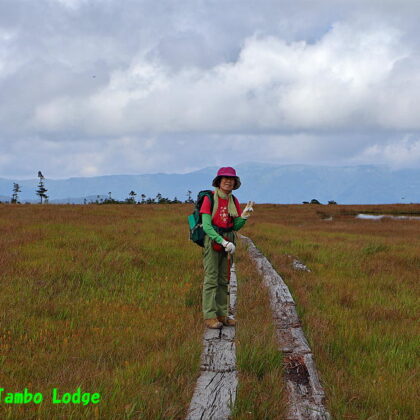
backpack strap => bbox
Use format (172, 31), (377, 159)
(198, 190), (214, 210)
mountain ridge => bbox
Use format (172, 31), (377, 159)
(0, 163), (418, 204)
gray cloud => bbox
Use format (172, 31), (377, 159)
(1, 0), (420, 178)
(27, 21), (420, 134)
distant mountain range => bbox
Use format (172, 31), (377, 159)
(0, 163), (419, 204)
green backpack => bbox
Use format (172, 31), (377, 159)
(188, 190), (214, 247)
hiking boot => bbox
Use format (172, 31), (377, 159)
(204, 318), (223, 329)
(217, 316), (236, 327)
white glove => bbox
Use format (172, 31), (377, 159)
(221, 239), (236, 254)
(241, 201), (255, 219)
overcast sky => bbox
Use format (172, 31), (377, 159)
(1, 0), (420, 179)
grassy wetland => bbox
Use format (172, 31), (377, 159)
(0, 202), (419, 419)
(0, 204), (205, 419)
(244, 203), (420, 419)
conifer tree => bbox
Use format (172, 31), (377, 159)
(36, 171), (48, 204)
(11, 183), (21, 204)
(186, 190), (193, 203)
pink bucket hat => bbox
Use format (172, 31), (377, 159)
(212, 166), (241, 190)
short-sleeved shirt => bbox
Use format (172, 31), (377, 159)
(200, 191), (242, 229)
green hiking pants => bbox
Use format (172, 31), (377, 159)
(202, 231), (235, 319)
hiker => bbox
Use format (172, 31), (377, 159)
(200, 167), (255, 329)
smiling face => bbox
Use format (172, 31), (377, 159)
(219, 176), (235, 194)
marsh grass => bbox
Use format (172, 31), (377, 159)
(0, 204), (204, 419)
(1, 202), (418, 419)
(245, 203), (420, 419)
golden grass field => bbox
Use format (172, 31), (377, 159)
(0, 202), (419, 419)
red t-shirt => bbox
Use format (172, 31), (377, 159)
(200, 192), (242, 229)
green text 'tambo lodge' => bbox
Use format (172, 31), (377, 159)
(0, 388), (101, 405)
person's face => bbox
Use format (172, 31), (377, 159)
(220, 177), (235, 193)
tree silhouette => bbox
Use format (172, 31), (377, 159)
(126, 190), (137, 204)
(11, 183), (21, 204)
(36, 171), (48, 204)
(186, 190), (194, 203)
(91, 191), (185, 205)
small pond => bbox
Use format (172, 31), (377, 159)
(356, 214), (420, 220)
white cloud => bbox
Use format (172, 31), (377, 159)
(80, 165), (99, 176)
(355, 135), (420, 168)
(54, 0), (87, 10)
(1, 0), (420, 177)
(29, 20), (418, 136)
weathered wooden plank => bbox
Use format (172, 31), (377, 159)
(244, 238), (296, 305)
(272, 302), (301, 329)
(186, 262), (238, 420)
(200, 339), (236, 372)
(275, 326), (312, 355)
(186, 371), (238, 420)
(240, 234), (330, 420)
(228, 262), (237, 314)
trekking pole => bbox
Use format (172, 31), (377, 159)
(227, 252), (230, 284)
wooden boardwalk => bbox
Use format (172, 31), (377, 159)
(186, 262), (238, 420)
(186, 236), (330, 419)
(240, 234), (330, 420)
